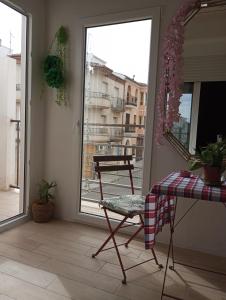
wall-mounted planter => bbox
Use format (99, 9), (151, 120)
(43, 26), (68, 105)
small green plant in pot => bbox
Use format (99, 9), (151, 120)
(189, 141), (226, 186)
(32, 180), (57, 223)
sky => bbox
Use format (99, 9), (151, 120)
(0, 2), (22, 54)
(87, 20), (152, 84)
(0, 4), (151, 82)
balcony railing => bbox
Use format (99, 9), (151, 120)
(126, 96), (137, 107)
(81, 142), (144, 211)
(125, 125), (136, 133)
(87, 91), (110, 99)
(84, 127), (109, 135)
(111, 97), (124, 111)
(10, 119), (20, 189)
(110, 128), (124, 140)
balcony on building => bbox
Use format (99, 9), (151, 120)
(111, 97), (124, 112)
(125, 95), (137, 108)
(87, 91), (111, 109)
(110, 127), (124, 141)
(125, 124), (136, 133)
(83, 125), (110, 142)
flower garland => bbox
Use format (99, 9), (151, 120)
(156, 0), (201, 143)
(43, 26), (68, 106)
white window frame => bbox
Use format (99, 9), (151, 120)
(0, 0), (31, 229)
(74, 7), (161, 230)
(189, 82), (201, 154)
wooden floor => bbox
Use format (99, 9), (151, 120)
(0, 220), (225, 299)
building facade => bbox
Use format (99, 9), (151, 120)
(0, 45), (17, 190)
(83, 54), (147, 179)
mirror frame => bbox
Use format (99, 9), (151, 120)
(156, 0), (226, 160)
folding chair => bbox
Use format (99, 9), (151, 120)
(91, 155), (163, 284)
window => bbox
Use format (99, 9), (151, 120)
(134, 115), (137, 125)
(102, 81), (108, 96)
(114, 87), (119, 98)
(140, 92), (144, 105)
(113, 117), (118, 124)
(0, 1), (28, 223)
(171, 83), (193, 149)
(139, 116), (142, 125)
(196, 82), (226, 148)
(80, 13), (159, 221)
(101, 115), (107, 124)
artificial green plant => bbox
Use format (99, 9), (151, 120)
(189, 141), (226, 171)
(38, 180), (57, 204)
(43, 26), (68, 105)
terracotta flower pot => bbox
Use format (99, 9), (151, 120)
(32, 200), (54, 223)
(203, 166), (222, 186)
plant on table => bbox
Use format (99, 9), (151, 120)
(189, 140), (226, 186)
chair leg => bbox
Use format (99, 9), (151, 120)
(92, 208), (127, 284)
(125, 214), (144, 247)
(125, 215), (163, 269)
(104, 208), (127, 284)
(125, 224), (144, 248)
(92, 213), (128, 258)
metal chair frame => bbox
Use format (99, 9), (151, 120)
(91, 155), (163, 284)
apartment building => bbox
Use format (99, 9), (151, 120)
(83, 54), (147, 178)
(0, 43), (17, 190)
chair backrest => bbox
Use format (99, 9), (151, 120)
(93, 155), (135, 201)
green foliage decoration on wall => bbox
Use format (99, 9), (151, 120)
(43, 26), (68, 105)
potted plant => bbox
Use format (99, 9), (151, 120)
(32, 180), (57, 223)
(189, 141), (226, 186)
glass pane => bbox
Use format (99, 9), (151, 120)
(81, 20), (152, 220)
(0, 2), (27, 221)
(171, 83), (194, 149)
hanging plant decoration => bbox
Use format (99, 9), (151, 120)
(43, 26), (68, 105)
(155, 0), (201, 143)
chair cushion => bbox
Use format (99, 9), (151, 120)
(101, 194), (145, 217)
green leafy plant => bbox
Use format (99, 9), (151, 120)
(43, 55), (64, 88)
(38, 180), (57, 204)
(189, 141), (226, 171)
(43, 26), (68, 105)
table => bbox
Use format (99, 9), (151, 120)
(144, 172), (226, 300)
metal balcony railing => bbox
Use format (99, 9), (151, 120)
(10, 119), (20, 189)
(84, 127), (109, 135)
(109, 128), (124, 140)
(87, 91), (110, 100)
(81, 146), (144, 205)
(126, 96), (137, 107)
(125, 125), (136, 133)
(84, 123), (143, 138)
(111, 98), (124, 111)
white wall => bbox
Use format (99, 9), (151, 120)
(44, 0), (226, 257)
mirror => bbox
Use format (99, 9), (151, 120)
(159, 0), (226, 160)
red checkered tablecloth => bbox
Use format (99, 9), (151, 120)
(144, 172), (226, 249)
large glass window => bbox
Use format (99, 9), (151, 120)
(0, 1), (28, 222)
(80, 20), (152, 220)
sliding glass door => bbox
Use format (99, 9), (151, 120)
(0, 1), (28, 222)
(80, 16), (157, 220)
